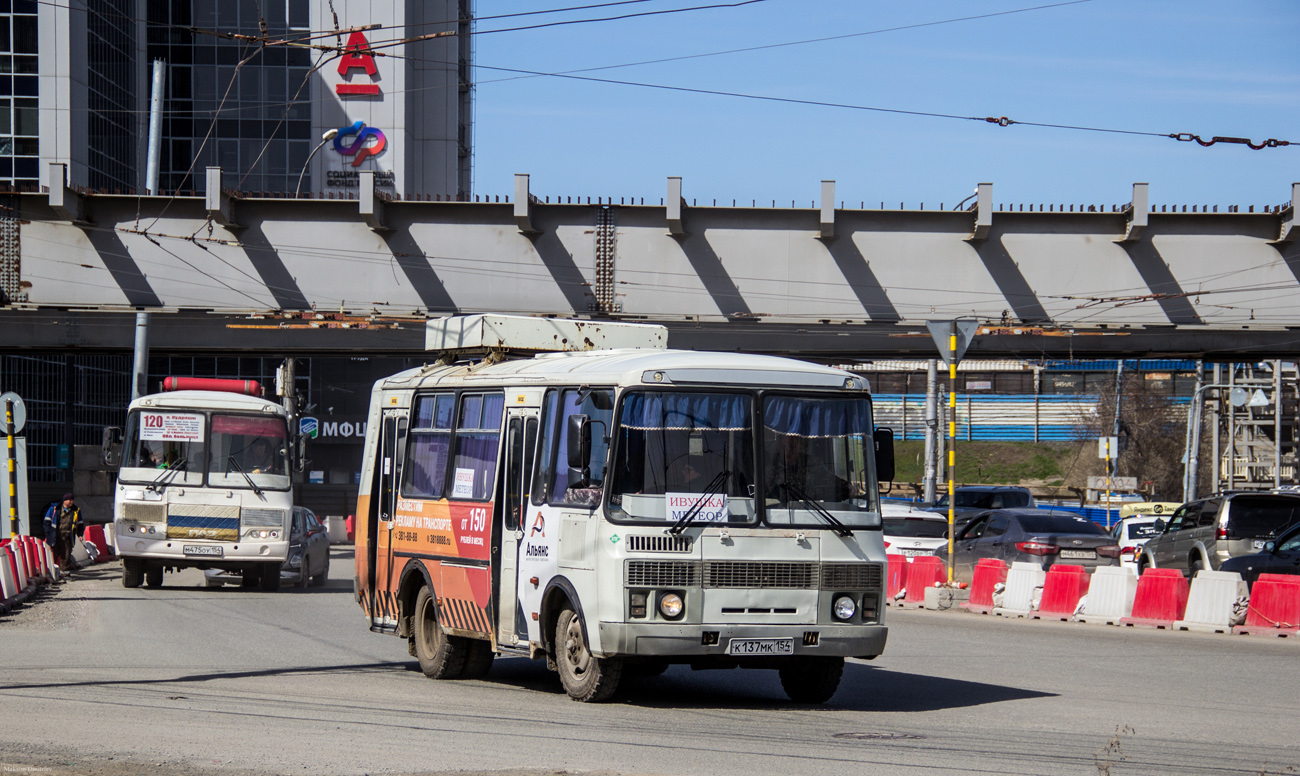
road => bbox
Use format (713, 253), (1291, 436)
(2, 549), (1298, 776)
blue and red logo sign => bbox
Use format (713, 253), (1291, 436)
(333, 120), (387, 167)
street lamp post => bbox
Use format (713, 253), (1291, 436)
(295, 128), (339, 198)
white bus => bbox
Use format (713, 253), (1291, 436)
(356, 316), (894, 703)
(107, 378), (294, 591)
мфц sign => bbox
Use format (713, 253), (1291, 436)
(300, 417), (367, 440)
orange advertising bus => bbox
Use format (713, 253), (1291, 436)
(354, 316), (893, 702)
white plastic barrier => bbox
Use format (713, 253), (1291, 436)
(12, 544), (29, 590)
(1077, 566), (1138, 625)
(0, 549), (16, 602)
(44, 544), (59, 582)
(994, 561), (1046, 617)
(326, 516), (349, 544)
(1174, 569), (1248, 633)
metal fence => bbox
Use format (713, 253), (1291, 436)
(873, 393), (1189, 443)
(0, 354), (131, 481)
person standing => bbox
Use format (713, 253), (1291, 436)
(43, 493), (81, 572)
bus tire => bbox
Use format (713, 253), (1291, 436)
(461, 640), (495, 679)
(779, 657), (844, 704)
(555, 606), (621, 702)
(241, 566), (262, 588)
(144, 565), (163, 589)
(413, 586), (467, 679)
(122, 558), (143, 588)
(259, 562), (282, 592)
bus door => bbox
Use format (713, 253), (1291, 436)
(495, 407), (539, 647)
(370, 410), (407, 631)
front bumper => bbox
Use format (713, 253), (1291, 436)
(597, 621), (887, 659)
(115, 535), (288, 565)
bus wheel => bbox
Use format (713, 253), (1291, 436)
(144, 565), (163, 589)
(462, 640), (495, 679)
(241, 566), (262, 588)
(413, 587), (467, 679)
(779, 657), (844, 704)
(259, 562), (282, 592)
(555, 607), (622, 702)
(122, 558), (143, 589)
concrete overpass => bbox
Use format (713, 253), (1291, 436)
(3, 165), (1297, 359)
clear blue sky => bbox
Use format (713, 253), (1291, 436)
(471, 0), (1298, 210)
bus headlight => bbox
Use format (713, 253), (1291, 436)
(832, 595), (857, 621)
(658, 592), (684, 619)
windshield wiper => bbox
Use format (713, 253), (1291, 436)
(147, 457), (187, 493)
(226, 456), (265, 497)
(777, 482), (852, 537)
(667, 469), (731, 536)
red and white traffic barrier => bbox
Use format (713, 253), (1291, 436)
(0, 545), (18, 606)
(902, 556), (945, 608)
(1121, 568), (1189, 628)
(886, 554), (908, 603)
(961, 558), (1008, 615)
(1175, 570), (1247, 634)
(994, 561), (1046, 618)
(1033, 564), (1089, 621)
(1233, 574), (1300, 637)
(1077, 566), (1138, 625)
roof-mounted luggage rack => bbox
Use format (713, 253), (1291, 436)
(424, 314), (667, 364)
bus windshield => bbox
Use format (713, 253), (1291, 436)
(608, 391), (757, 525)
(208, 414), (290, 489)
(119, 409), (207, 487)
(607, 390), (881, 529)
(761, 395), (879, 529)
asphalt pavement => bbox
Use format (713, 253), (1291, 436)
(1, 549), (1298, 776)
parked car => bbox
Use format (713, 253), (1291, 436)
(205, 506), (329, 588)
(926, 486), (1036, 527)
(1137, 492), (1300, 578)
(935, 508), (1119, 581)
(1220, 522), (1300, 588)
(882, 502), (949, 559)
(1109, 514), (1165, 571)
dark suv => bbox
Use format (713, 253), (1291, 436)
(928, 486), (1036, 526)
(1138, 492), (1300, 577)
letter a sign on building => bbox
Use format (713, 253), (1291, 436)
(336, 30), (380, 96)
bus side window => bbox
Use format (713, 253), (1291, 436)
(522, 417), (538, 507)
(505, 418), (523, 531)
(403, 393), (454, 498)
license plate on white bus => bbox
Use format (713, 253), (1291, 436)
(900, 548), (933, 557)
(1060, 549), (1096, 560)
(726, 638), (794, 656)
(183, 545), (223, 557)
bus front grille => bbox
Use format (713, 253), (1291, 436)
(626, 535), (693, 553)
(704, 561), (817, 589)
(242, 508), (286, 528)
(120, 502), (166, 523)
(819, 562), (884, 590)
(626, 560), (700, 587)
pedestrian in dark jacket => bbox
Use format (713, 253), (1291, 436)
(43, 493), (81, 571)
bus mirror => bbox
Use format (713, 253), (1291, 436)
(874, 428), (895, 483)
(567, 414), (592, 470)
(102, 426), (122, 468)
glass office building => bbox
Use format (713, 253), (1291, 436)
(36, 0), (473, 198)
